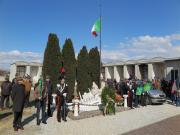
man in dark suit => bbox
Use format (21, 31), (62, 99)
(12, 77), (25, 131)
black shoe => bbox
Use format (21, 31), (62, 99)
(19, 126), (24, 130)
(14, 127), (18, 131)
(63, 119), (67, 122)
(57, 119), (61, 123)
(42, 121), (47, 124)
(37, 121), (40, 125)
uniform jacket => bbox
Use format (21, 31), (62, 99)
(56, 83), (68, 106)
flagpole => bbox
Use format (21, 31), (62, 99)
(99, 2), (102, 88)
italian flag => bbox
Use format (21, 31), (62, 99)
(91, 18), (101, 37)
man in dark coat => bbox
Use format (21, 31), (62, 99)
(1, 75), (12, 110)
(120, 81), (128, 96)
(44, 75), (53, 117)
(12, 77), (25, 131)
(56, 76), (68, 122)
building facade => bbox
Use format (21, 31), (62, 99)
(9, 57), (180, 85)
(102, 57), (180, 82)
(10, 61), (42, 82)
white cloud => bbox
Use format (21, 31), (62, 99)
(102, 34), (180, 63)
(1, 34), (180, 69)
(0, 50), (42, 70)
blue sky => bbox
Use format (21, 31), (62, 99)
(0, 0), (180, 69)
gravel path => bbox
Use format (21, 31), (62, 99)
(1, 103), (180, 135)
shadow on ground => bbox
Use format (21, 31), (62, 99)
(0, 100), (35, 121)
(0, 112), (13, 120)
(122, 114), (180, 135)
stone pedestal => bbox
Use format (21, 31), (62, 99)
(73, 99), (79, 117)
(123, 95), (128, 108)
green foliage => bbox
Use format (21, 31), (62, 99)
(77, 46), (91, 95)
(62, 39), (76, 101)
(89, 47), (100, 88)
(101, 86), (116, 114)
(101, 87), (115, 105)
(42, 33), (62, 92)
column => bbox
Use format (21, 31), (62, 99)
(26, 65), (30, 76)
(10, 64), (17, 82)
(73, 99), (80, 117)
(37, 66), (42, 77)
(114, 66), (120, 82)
(105, 67), (108, 81)
(148, 63), (155, 81)
(124, 65), (129, 79)
(135, 65), (141, 80)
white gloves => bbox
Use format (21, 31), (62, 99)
(63, 93), (67, 97)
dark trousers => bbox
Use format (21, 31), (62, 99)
(141, 93), (147, 106)
(47, 95), (52, 116)
(1, 95), (10, 109)
(36, 99), (46, 123)
(25, 92), (30, 107)
(128, 95), (133, 108)
(176, 97), (180, 106)
(171, 93), (176, 103)
(13, 111), (23, 128)
(135, 95), (140, 107)
(57, 97), (66, 121)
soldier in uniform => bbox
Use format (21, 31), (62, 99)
(56, 76), (68, 122)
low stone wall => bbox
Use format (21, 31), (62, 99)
(68, 106), (130, 120)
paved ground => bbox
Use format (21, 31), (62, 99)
(123, 114), (180, 135)
(1, 103), (180, 135)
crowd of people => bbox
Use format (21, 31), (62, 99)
(1, 72), (180, 132)
(0, 73), (68, 132)
(106, 77), (180, 108)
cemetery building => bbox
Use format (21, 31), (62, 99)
(9, 57), (180, 83)
(10, 61), (42, 82)
(101, 57), (180, 82)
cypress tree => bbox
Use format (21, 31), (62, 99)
(62, 39), (76, 101)
(42, 33), (62, 92)
(77, 46), (91, 95)
(89, 47), (100, 88)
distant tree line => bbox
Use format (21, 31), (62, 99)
(43, 33), (100, 101)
